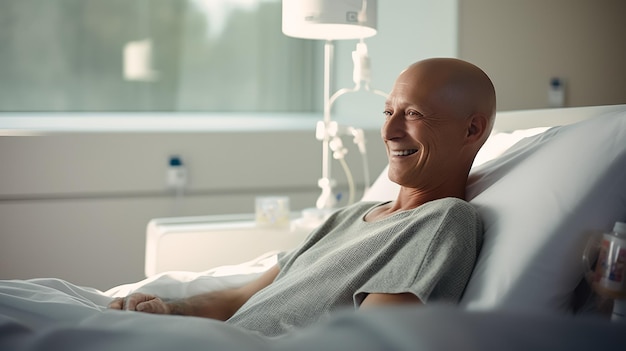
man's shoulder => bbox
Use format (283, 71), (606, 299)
(423, 198), (482, 232)
(425, 197), (476, 213)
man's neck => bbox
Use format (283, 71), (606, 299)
(364, 185), (466, 223)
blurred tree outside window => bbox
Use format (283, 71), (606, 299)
(0, 0), (318, 112)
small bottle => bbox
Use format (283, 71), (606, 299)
(167, 156), (187, 190)
(548, 77), (565, 108)
(594, 221), (626, 294)
(606, 222), (626, 322)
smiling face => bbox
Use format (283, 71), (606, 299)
(382, 58), (495, 195)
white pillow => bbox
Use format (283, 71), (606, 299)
(472, 127), (549, 167)
(461, 108), (626, 312)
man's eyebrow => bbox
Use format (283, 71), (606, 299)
(384, 95), (399, 106)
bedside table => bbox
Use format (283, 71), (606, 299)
(145, 213), (311, 277)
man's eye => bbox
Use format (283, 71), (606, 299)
(407, 110), (422, 119)
(383, 110), (392, 117)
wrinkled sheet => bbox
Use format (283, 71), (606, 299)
(1, 252), (625, 351)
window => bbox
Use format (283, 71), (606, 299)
(0, 0), (319, 112)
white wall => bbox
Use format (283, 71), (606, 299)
(458, 0), (626, 111)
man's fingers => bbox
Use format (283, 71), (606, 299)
(123, 293), (155, 311)
(136, 299), (169, 314)
(107, 297), (124, 310)
(106, 293), (168, 314)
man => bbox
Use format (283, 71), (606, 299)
(109, 57), (496, 337)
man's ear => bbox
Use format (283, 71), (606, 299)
(465, 113), (488, 144)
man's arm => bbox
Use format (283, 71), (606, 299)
(108, 264), (280, 321)
(360, 292), (422, 308)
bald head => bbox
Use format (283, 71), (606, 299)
(394, 58), (496, 143)
(382, 58), (497, 196)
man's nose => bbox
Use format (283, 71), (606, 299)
(381, 114), (405, 140)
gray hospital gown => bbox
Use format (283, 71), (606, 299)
(227, 197), (483, 337)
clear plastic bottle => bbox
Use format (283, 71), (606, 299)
(605, 221), (626, 321)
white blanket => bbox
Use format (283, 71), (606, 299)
(1, 253), (625, 351)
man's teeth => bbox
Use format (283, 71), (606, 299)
(392, 149), (418, 156)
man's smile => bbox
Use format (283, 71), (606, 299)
(391, 149), (419, 157)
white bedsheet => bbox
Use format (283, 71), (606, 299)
(1, 252), (625, 351)
(2, 283), (625, 351)
(105, 251), (277, 299)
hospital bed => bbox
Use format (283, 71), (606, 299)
(1, 104), (625, 350)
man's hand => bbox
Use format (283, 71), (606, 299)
(107, 265), (281, 320)
(108, 293), (171, 314)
